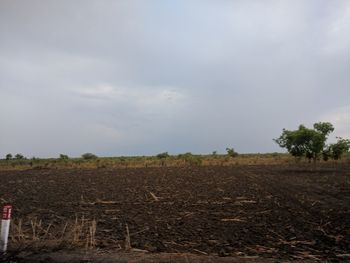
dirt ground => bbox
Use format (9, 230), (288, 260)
(0, 163), (349, 262)
(1, 250), (324, 263)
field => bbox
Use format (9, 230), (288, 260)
(0, 162), (349, 262)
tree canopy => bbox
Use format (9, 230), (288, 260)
(274, 122), (349, 162)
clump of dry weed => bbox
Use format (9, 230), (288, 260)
(9, 215), (97, 251)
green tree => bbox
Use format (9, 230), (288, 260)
(313, 122), (334, 136)
(14, 153), (25, 160)
(327, 137), (350, 160)
(274, 122), (334, 162)
(226, 147), (238, 157)
(5, 153), (12, 160)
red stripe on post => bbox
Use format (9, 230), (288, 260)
(2, 205), (12, 220)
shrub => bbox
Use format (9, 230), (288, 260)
(81, 153), (98, 160)
(59, 154), (69, 160)
(178, 152), (202, 166)
(156, 152), (170, 159)
(188, 156), (202, 166)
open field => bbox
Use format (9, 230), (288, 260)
(0, 163), (349, 262)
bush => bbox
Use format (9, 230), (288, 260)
(59, 154), (69, 160)
(156, 152), (170, 159)
(188, 156), (202, 166)
(177, 152), (202, 166)
(81, 153), (98, 160)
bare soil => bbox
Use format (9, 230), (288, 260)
(0, 164), (349, 262)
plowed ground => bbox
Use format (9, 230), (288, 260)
(0, 164), (349, 261)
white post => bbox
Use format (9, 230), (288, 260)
(0, 204), (12, 253)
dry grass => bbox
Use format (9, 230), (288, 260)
(4, 217), (97, 263)
(9, 216), (98, 251)
(8, 216), (136, 253)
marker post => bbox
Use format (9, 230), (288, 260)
(0, 205), (12, 253)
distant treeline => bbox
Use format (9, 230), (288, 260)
(0, 151), (349, 170)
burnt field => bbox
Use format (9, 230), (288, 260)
(0, 164), (349, 261)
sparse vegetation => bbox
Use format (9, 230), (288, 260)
(9, 216), (98, 251)
(0, 152), (349, 171)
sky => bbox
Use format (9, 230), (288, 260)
(1, 0), (350, 158)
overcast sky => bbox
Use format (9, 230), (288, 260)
(1, 0), (350, 158)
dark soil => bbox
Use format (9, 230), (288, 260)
(0, 164), (349, 262)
